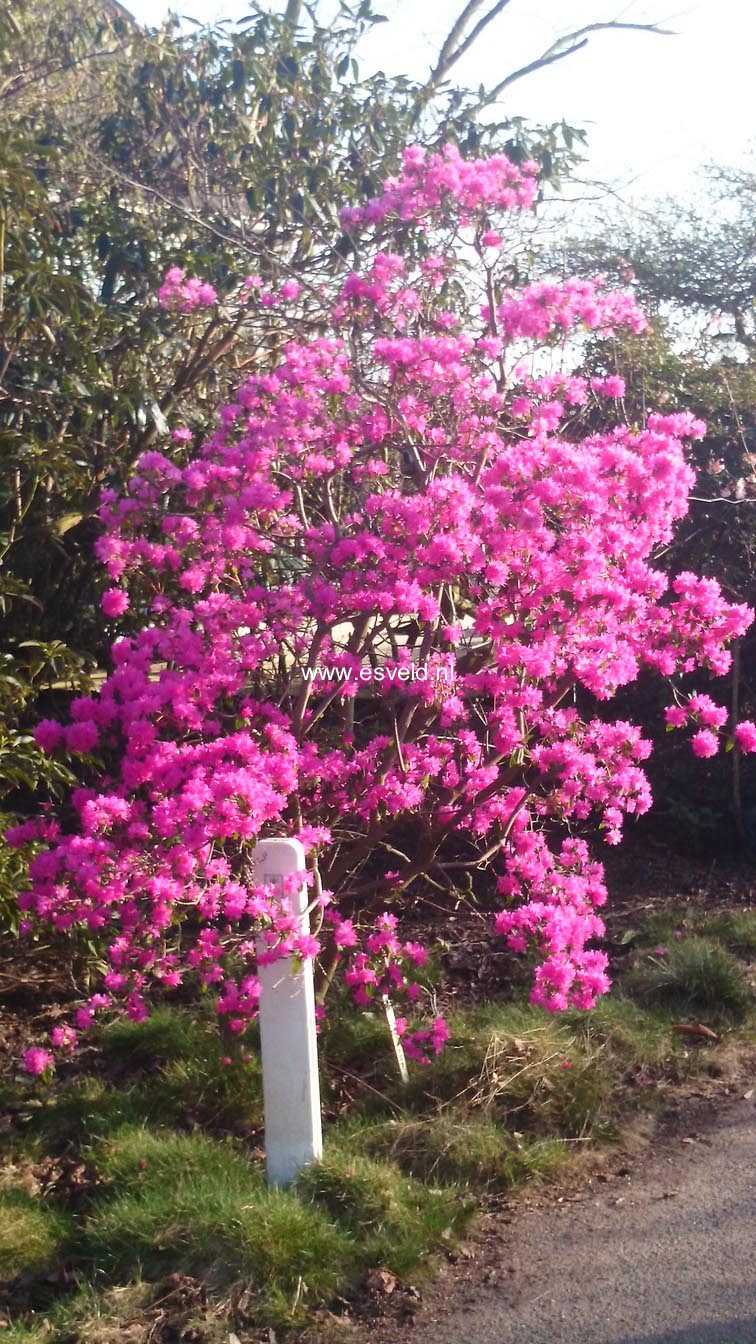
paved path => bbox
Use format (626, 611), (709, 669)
(400, 1097), (756, 1344)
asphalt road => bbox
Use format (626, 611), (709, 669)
(398, 1096), (756, 1344)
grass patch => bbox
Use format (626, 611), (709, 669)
(18, 1009), (264, 1156)
(0, 1188), (71, 1279)
(100, 1006), (265, 1131)
(73, 1125), (466, 1325)
(345, 1111), (565, 1190)
(298, 1145), (469, 1277)
(627, 906), (756, 958)
(1, 909), (753, 1340)
(699, 909), (756, 956)
(626, 937), (752, 1024)
(84, 1127), (350, 1312)
(568, 994), (680, 1070)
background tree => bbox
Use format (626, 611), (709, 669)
(549, 168), (756, 852)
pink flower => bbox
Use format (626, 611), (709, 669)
(691, 729), (718, 758)
(50, 1025), (77, 1052)
(102, 588), (130, 618)
(65, 721), (99, 754)
(653, 944), (667, 956)
(402, 941), (428, 967)
(24, 1047), (54, 1076)
(34, 719), (62, 753)
(664, 705), (687, 728)
(591, 375), (626, 398)
(734, 720), (756, 753)
(333, 919), (358, 949)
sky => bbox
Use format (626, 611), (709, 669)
(122, 0), (755, 206)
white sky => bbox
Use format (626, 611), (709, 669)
(122, 0), (755, 204)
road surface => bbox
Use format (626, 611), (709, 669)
(383, 1096), (756, 1344)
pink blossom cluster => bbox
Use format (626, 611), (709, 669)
(158, 267), (217, 312)
(492, 278), (645, 344)
(11, 144), (753, 1072)
(395, 1015), (450, 1063)
(23, 1047), (54, 1076)
(664, 695), (756, 758)
(339, 142), (539, 231)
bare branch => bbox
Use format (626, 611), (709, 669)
(284, 0), (304, 30)
(434, 0), (514, 85)
(484, 38), (589, 102)
(432, 0), (495, 84)
(481, 20), (674, 105)
(432, 0), (485, 81)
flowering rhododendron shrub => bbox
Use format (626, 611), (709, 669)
(10, 145), (756, 1070)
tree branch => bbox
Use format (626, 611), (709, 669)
(284, 0), (304, 31)
(481, 20), (674, 105)
(431, 0), (513, 86)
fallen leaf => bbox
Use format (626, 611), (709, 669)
(673, 1023), (720, 1043)
(367, 1268), (397, 1295)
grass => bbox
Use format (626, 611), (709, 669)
(0, 911), (753, 1340)
(298, 1146), (467, 1278)
(343, 1111), (565, 1190)
(620, 905), (756, 959)
(85, 1128), (355, 1310)
(626, 936), (752, 1023)
(18, 1007), (264, 1156)
(701, 909), (756, 956)
(0, 1187), (72, 1279)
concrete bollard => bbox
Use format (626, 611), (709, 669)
(250, 837), (323, 1187)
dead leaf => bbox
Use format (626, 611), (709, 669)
(312, 1311), (352, 1328)
(367, 1268), (397, 1295)
(673, 1023), (720, 1043)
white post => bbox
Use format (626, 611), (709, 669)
(251, 837), (323, 1187)
(382, 995), (409, 1084)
